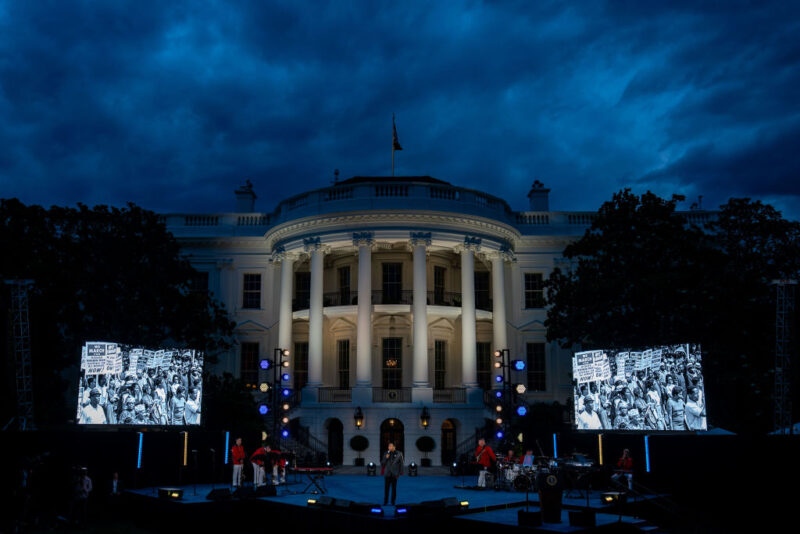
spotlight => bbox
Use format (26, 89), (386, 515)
(408, 462), (418, 476)
(367, 462), (376, 476)
(494, 361), (502, 368)
(281, 361), (290, 368)
(496, 430), (504, 439)
(460, 501), (470, 509)
(282, 349), (290, 357)
(282, 373), (290, 381)
(495, 417), (503, 425)
(515, 384), (527, 394)
(282, 403), (290, 411)
(396, 507), (408, 514)
(495, 405), (503, 412)
(281, 429), (289, 438)
(495, 391), (503, 399)
(516, 406), (528, 416)
(258, 404), (269, 415)
(282, 388), (291, 397)
(259, 383), (270, 393)
(513, 360), (526, 371)
(495, 375), (503, 383)
(260, 359), (271, 370)
(281, 416), (290, 424)
(369, 507), (384, 515)
(494, 350), (502, 358)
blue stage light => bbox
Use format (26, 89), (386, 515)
(260, 359), (271, 370)
(282, 388), (291, 397)
(396, 507), (408, 514)
(224, 431), (230, 465)
(137, 432), (143, 469)
(281, 429), (289, 438)
(496, 430), (504, 439)
(258, 404), (269, 415)
(495, 391), (502, 398)
(513, 360), (526, 371)
(516, 406), (527, 416)
(282, 373), (290, 381)
(645, 435), (651, 473)
(553, 433), (558, 458)
(495, 375), (503, 383)
(370, 508), (383, 514)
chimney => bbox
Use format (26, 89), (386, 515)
(234, 180), (257, 212)
(527, 180), (550, 211)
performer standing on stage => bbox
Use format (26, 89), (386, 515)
(250, 442), (268, 488)
(231, 437), (245, 489)
(474, 438), (496, 488)
(381, 442), (404, 506)
(268, 445), (287, 485)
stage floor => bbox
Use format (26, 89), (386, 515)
(128, 472), (663, 521)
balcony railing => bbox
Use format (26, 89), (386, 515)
(427, 291), (461, 307)
(372, 290), (413, 305)
(318, 388), (352, 402)
(323, 292), (356, 307)
(372, 388), (412, 403)
(433, 388), (466, 403)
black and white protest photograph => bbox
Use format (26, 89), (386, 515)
(572, 344), (706, 432)
(77, 342), (204, 426)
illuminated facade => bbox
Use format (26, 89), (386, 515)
(164, 176), (709, 465)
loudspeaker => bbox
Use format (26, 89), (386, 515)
(158, 488), (183, 500)
(518, 510), (542, 527)
(206, 488), (232, 501)
(233, 486), (255, 499)
(568, 510), (596, 528)
(255, 485), (277, 497)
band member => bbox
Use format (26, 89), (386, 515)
(611, 449), (633, 490)
(231, 437), (245, 488)
(474, 438), (496, 488)
(381, 442), (404, 506)
(268, 445), (286, 485)
(250, 442), (268, 488)
(504, 449), (519, 464)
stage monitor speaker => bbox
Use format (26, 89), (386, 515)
(518, 510), (542, 527)
(158, 488), (183, 500)
(569, 510), (596, 528)
(206, 488), (232, 501)
(255, 485), (277, 497)
(333, 498), (353, 509)
(233, 486), (255, 499)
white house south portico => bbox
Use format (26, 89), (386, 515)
(165, 176), (611, 465)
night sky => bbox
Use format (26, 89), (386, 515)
(1, 1), (798, 218)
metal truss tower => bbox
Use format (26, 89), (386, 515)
(773, 280), (796, 435)
(5, 280), (36, 431)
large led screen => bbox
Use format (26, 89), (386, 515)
(77, 342), (203, 425)
(572, 344), (706, 431)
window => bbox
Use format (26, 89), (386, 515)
(337, 339), (350, 389)
(382, 263), (402, 304)
(240, 342), (259, 388)
(475, 271), (490, 310)
(189, 271), (209, 294)
(338, 267), (351, 306)
(477, 342), (491, 390)
(434, 340), (446, 390)
(382, 338), (402, 389)
(295, 272), (310, 310)
(294, 342), (309, 390)
(524, 273), (545, 308)
(434, 266), (446, 305)
(242, 273), (261, 309)
(526, 342), (546, 391)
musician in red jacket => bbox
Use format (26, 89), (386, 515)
(250, 443), (269, 488)
(612, 448), (634, 490)
(474, 438), (496, 488)
(231, 437), (245, 488)
(269, 446), (287, 485)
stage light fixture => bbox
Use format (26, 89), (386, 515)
(495, 405), (503, 412)
(258, 404), (269, 415)
(495, 391), (503, 398)
(282, 349), (290, 357)
(282, 373), (290, 381)
(494, 350), (502, 358)
(460, 501), (470, 509)
(396, 507), (408, 514)
(495, 375), (503, 383)
(513, 360), (526, 371)
(370, 507), (384, 515)
(282, 388), (291, 397)
(259, 383), (270, 393)
(367, 462), (376, 476)
(137, 432), (143, 469)
(515, 384), (527, 394)
(281, 429), (289, 438)
(495, 417), (503, 425)
(224, 431), (230, 465)
(408, 462), (418, 476)
(307, 498), (317, 505)
(281, 416), (290, 424)
(494, 361), (502, 368)
(496, 430), (504, 439)
(260, 359), (271, 370)
(281, 361), (290, 368)
(516, 406), (528, 416)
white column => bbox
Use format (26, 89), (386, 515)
(355, 234), (373, 387)
(412, 240), (429, 387)
(491, 254), (508, 352)
(308, 244), (324, 386)
(277, 254), (295, 352)
(461, 245), (478, 387)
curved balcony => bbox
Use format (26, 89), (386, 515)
(291, 290), (493, 312)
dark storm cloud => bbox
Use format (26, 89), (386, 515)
(0, 1), (798, 218)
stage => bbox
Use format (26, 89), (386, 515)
(125, 471), (666, 532)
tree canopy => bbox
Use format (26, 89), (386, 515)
(1, 199), (235, 427)
(545, 190), (800, 433)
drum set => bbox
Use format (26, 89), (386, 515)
(489, 457), (559, 492)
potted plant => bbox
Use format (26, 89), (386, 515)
(350, 435), (369, 466)
(416, 436), (435, 467)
